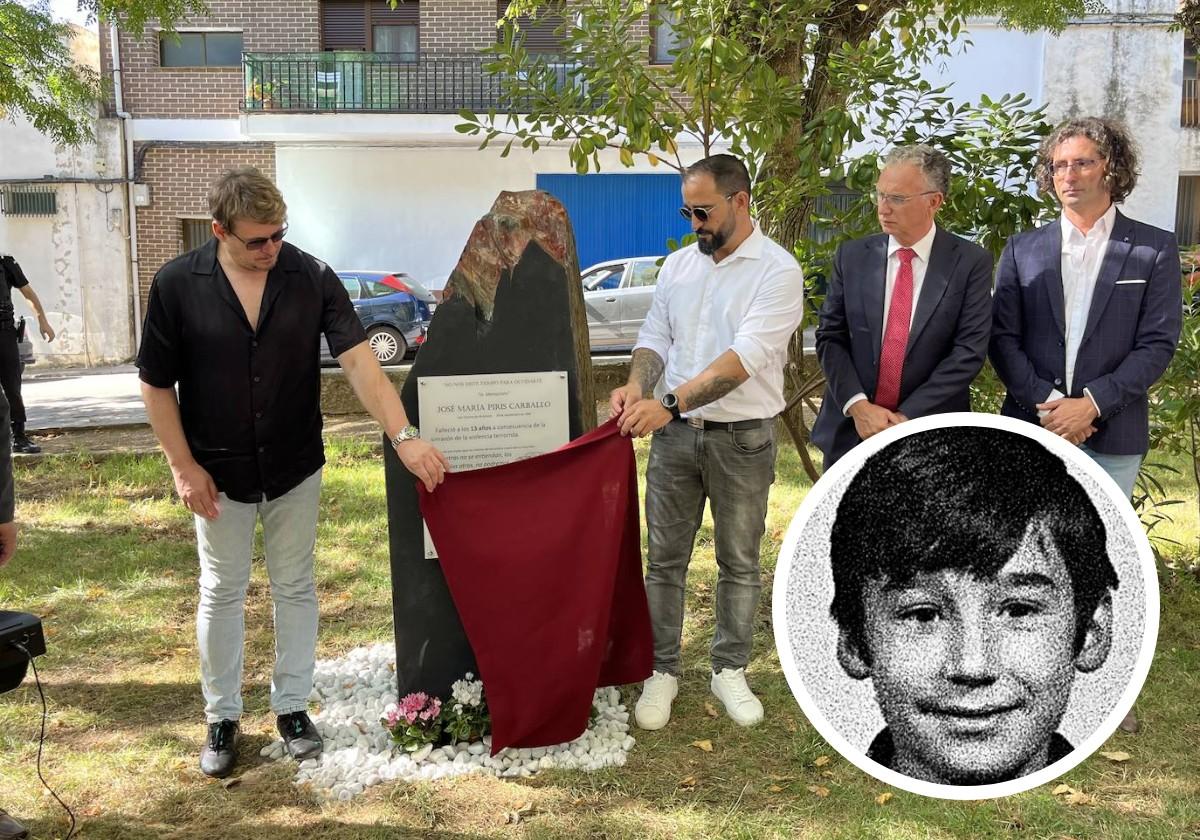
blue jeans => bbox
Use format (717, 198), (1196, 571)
(644, 420), (776, 676)
(1081, 445), (1142, 500)
(195, 468), (322, 723)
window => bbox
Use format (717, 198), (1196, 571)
(628, 261), (660, 288)
(181, 219), (212, 253)
(364, 280), (398, 298)
(1185, 40), (1199, 127)
(583, 264), (623, 291)
(320, 0), (420, 52)
(1, 186), (57, 217)
(340, 276), (363, 300)
(160, 31), (244, 68)
(651, 7), (684, 64)
(374, 24), (417, 60)
(1177, 176), (1200, 248)
(497, 0), (566, 55)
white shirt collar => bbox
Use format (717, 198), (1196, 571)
(712, 222), (765, 265)
(1060, 202), (1117, 245)
(887, 222), (937, 263)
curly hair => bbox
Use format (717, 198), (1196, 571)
(1035, 117), (1140, 204)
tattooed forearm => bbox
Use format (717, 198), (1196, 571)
(681, 376), (742, 412)
(629, 348), (665, 395)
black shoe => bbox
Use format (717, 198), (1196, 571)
(277, 710), (323, 760)
(11, 434), (40, 454)
(200, 719), (240, 778)
(0, 807), (29, 840)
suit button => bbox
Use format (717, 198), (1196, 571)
(1054, 378), (1062, 385)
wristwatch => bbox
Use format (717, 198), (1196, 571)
(660, 392), (681, 420)
(390, 425), (420, 447)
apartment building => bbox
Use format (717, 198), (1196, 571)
(83, 0), (1189, 353)
(97, 0), (696, 318)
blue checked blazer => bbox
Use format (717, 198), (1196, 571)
(989, 211), (1182, 456)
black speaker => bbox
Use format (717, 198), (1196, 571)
(0, 610), (45, 694)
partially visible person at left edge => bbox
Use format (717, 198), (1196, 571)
(0, 253), (56, 454)
(137, 166), (448, 779)
(0, 385), (30, 839)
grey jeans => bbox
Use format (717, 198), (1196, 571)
(644, 419), (776, 676)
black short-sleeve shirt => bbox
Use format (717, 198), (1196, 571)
(0, 255), (29, 328)
(136, 239), (367, 502)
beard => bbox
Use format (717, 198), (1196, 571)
(697, 228), (727, 256)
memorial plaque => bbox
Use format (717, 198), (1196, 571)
(418, 371), (569, 558)
(386, 190), (595, 699)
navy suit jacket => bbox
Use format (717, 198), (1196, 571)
(989, 211), (1182, 456)
(812, 228), (994, 467)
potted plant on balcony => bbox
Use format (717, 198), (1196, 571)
(246, 80), (290, 109)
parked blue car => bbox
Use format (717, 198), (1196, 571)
(320, 271), (437, 365)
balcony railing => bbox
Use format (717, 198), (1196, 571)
(1184, 78), (1199, 127)
(242, 51), (588, 114)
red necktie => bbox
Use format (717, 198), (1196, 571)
(875, 247), (915, 411)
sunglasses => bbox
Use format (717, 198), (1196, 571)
(228, 224), (288, 251)
(679, 193), (737, 223)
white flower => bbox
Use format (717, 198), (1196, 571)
(450, 675), (484, 708)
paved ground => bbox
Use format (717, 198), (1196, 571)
(24, 364), (145, 430)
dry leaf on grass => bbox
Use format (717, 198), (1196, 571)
(1064, 791), (1094, 806)
(1051, 784), (1074, 796)
(505, 802), (536, 825)
(768, 785), (784, 793)
(1099, 751), (1131, 762)
(806, 785), (831, 798)
(679, 775), (697, 789)
(875, 792), (893, 805)
(704, 702), (720, 718)
(690, 739), (714, 752)
(220, 778), (240, 790)
(813, 755), (831, 767)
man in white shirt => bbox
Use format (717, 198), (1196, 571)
(812, 145), (994, 467)
(990, 117), (1182, 500)
(611, 154), (804, 730)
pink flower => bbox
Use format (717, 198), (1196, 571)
(418, 698), (442, 721)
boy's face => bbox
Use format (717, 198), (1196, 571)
(844, 524), (1107, 784)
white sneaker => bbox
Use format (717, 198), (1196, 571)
(634, 671), (679, 730)
(710, 668), (764, 727)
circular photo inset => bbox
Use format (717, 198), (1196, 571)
(773, 413), (1158, 800)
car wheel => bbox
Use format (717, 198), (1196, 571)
(367, 325), (406, 365)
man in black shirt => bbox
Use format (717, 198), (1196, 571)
(138, 167), (448, 778)
(0, 253), (57, 454)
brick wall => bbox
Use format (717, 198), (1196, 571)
(108, 1), (320, 119)
(422, 0), (498, 53)
(134, 143), (276, 308)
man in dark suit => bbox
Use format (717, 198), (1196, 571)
(813, 145), (994, 467)
(990, 117), (1182, 501)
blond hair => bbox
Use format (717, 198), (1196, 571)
(208, 166), (287, 230)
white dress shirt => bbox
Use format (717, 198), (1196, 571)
(634, 224), (805, 422)
(843, 223), (937, 415)
(1042, 203), (1115, 414)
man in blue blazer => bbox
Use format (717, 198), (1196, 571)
(990, 117), (1182, 501)
(813, 145), (994, 468)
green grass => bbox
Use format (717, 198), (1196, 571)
(0, 437), (1197, 839)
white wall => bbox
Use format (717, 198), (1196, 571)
(276, 144), (703, 286)
(0, 25), (133, 366)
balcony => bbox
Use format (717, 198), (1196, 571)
(1184, 78), (1199, 127)
(242, 51), (587, 114)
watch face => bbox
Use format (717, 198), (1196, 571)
(661, 394), (677, 409)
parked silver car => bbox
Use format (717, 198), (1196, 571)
(581, 256), (662, 352)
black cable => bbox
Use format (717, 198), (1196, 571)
(11, 641), (76, 840)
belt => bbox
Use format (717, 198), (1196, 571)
(677, 417), (771, 431)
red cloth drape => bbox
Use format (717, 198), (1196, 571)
(418, 418), (653, 753)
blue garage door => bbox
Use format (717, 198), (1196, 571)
(536, 173), (692, 270)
